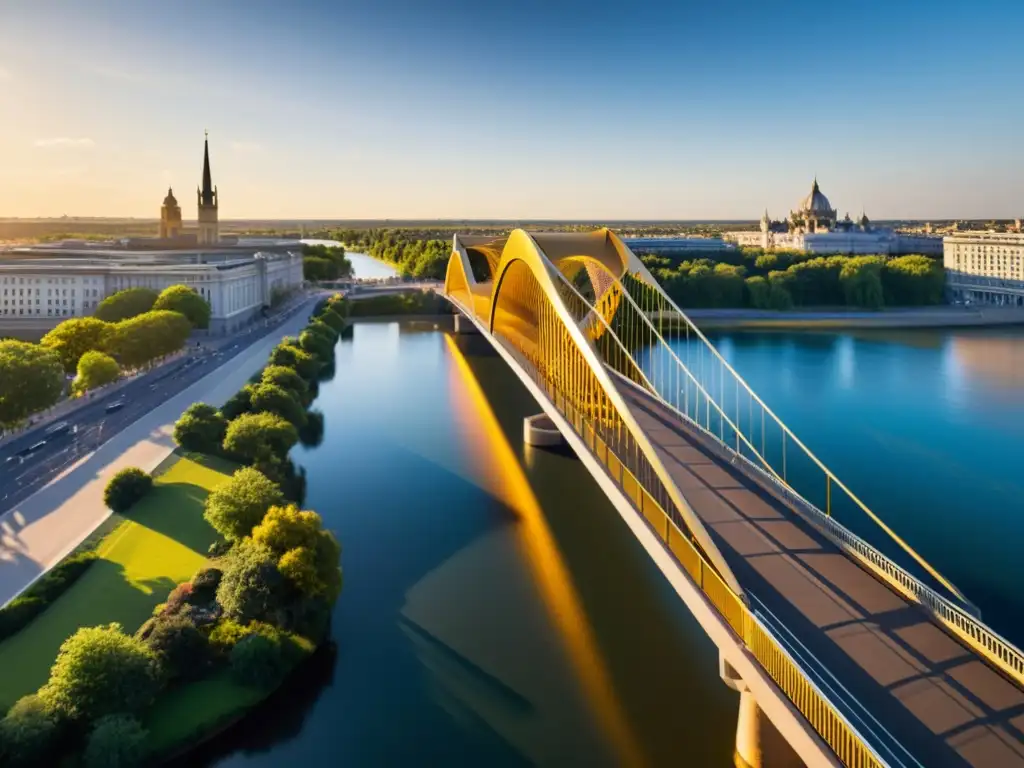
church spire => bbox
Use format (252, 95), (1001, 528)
(200, 130), (214, 206)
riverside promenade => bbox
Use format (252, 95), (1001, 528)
(0, 299), (317, 607)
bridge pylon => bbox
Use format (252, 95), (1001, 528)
(721, 653), (805, 768)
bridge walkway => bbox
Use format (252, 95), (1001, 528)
(617, 381), (1024, 768)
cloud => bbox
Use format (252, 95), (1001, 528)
(229, 141), (265, 154)
(33, 137), (95, 148)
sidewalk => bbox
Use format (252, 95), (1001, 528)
(0, 300), (316, 608)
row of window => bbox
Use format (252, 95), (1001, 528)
(0, 307), (79, 316)
(0, 276), (101, 285)
(1, 288), (100, 297)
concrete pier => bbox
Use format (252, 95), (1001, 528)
(523, 414), (565, 448)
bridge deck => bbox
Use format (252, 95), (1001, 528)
(618, 382), (1024, 768)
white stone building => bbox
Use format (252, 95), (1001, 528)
(944, 231), (1024, 307)
(0, 246), (304, 334)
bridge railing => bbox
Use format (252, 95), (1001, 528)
(557, 265), (1024, 692)
(467, 293), (888, 768)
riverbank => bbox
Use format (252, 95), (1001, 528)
(681, 305), (1024, 330)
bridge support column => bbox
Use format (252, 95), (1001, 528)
(453, 314), (479, 335)
(720, 653), (803, 768)
(523, 414), (565, 448)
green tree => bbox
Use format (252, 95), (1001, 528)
(103, 467), (153, 513)
(252, 504), (342, 601)
(0, 341), (65, 428)
(261, 365), (311, 406)
(95, 287), (159, 323)
(840, 257), (885, 309)
(223, 411), (299, 464)
(173, 402), (228, 454)
(73, 351), (120, 394)
(215, 541), (289, 624)
(153, 284), (212, 329)
(745, 275), (770, 309)
(883, 255), (945, 305)
(0, 694), (58, 767)
(767, 271), (795, 310)
(140, 614), (211, 682)
(315, 306), (345, 332)
(204, 465), (284, 541)
(299, 328), (334, 361)
(40, 623), (161, 722)
(268, 342), (320, 381)
(83, 714), (148, 768)
(220, 385), (254, 420)
(303, 256), (336, 281)
(250, 382), (307, 427)
(106, 310), (192, 369)
(40, 316), (112, 373)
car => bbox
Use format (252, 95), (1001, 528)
(29, 441), (47, 453)
(105, 400), (126, 413)
(44, 421), (72, 438)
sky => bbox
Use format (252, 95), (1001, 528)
(1, 0), (1022, 221)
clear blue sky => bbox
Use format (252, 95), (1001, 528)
(2, 0), (1022, 220)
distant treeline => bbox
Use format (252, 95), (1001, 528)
(639, 248), (945, 310)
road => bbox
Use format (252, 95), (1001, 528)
(0, 296), (317, 516)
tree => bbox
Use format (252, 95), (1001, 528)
(883, 255), (945, 305)
(173, 402), (227, 454)
(95, 287), (158, 323)
(268, 342), (320, 381)
(222, 411), (299, 464)
(249, 382), (307, 427)
(745, 276), (770, 309)
(40, 623), (161, 722)
(220, 385), (254, 420)
(229, 632), (293, 689)
(0, 694), (58, 768)
(83, 714), (148, 768)
(315, 305), (346, 332)
(106, 310), (191, 369)
(840, 257), (885, 309)
(204, 466), (284, 541)
(252, 504), (342, 601)
(73, 351), (120, 395)
(767, 271), (794, 310)
(103, 467), (153, 514)
(40, 317), (112, 373)
(303, 256), (336, 282)
(215, 541), (289, 624)
(153, 284), (212, 329)
(141, 614), (211, 682)
(261, 365), (311, 406)
(299, 328), (334, 361)
(0, 341), (65, 428)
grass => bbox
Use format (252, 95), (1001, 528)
(144, 671), (264, 754)
(0, 452), (234, 711)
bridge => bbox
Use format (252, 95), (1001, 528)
(442, 229), (1024, 768)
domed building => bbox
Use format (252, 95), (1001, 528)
(158, 187), (182, 239)
(728, 177), (943, 256)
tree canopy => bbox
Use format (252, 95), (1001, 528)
(40, 317), (112, 373)
(94, 287), (159, 323)
(173, 402), (227, 454)
(0, 341), (65, 427)
(223, 411), (299, 464)
(105, 310), (191, 369)
(72, 351), (120, 395)
(153, 285), (211, 329)
(261, 365), (311, 407)
(203, 466), (285, 541)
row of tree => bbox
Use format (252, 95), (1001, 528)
(641, 253), (945, 310)
(330, 229), (450, 279)
(0, 285), (211, 429)
(301, 244), (353, 282)
(0, 297), (348, 767)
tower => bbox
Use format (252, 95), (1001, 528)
(196, 131), (219, 245)
(159, 187), (182, 239)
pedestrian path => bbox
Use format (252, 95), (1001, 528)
(0, 302), (315, 607)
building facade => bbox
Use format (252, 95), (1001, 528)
(944, 231), (1024, 306)
(158, 188), (183, 239)
(725, 179), (943, 256)
(623, 237), (729, 254)
(197, 133), (219, 245)
(0, 247), (304, 334)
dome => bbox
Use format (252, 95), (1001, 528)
(799, 178), (833, 214)
(163, 187), (178, 206)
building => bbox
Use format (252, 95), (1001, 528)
(158, 188), (183, 239)
(943, 231), (1024, 307)
(197, 131), (219, 245)
(725, 178), (943, 256)
(623, 237), (729, 255)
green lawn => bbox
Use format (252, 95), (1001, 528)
(0, 453), (234, 711)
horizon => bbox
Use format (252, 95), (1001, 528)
(3, 0), (1023, 220)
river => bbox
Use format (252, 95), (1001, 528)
(180, 287), (1024, 765)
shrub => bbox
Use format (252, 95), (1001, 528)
(160, 582), (195, 617)
(103, 467), (152, 514)
(72, 350), (120, 394)
(208, 540), (232, 557)
(173, 402), (228, 454)
(208, 618), (252, 655)
(153, 284), (211, 329)
(215, 541), (289, 624)
(191, 566), (223, 599)
(249, 382), (307, 427)
(95, 287), (158, 323)
(204, 466), (284, 541)
(0, 551), (97, 642)
(222, 411), (298, 464)
(261, 365), (310, 406)
(228, 627), (308, 690)
(83, 714), (148, 768)
(267, 343), (320, 381)
(252, 505), (342, 601)
(141, 614), (211, 681)
(0, 694), (59, 767)
(220, 385), (254, 420)
(298, 328), (335, 361)
(315, 307), (345, 333)
(40, 623), (161, 723)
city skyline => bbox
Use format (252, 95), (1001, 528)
(2, 0), (1023, 220)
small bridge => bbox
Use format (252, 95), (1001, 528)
(443, 229), (1024, 768)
